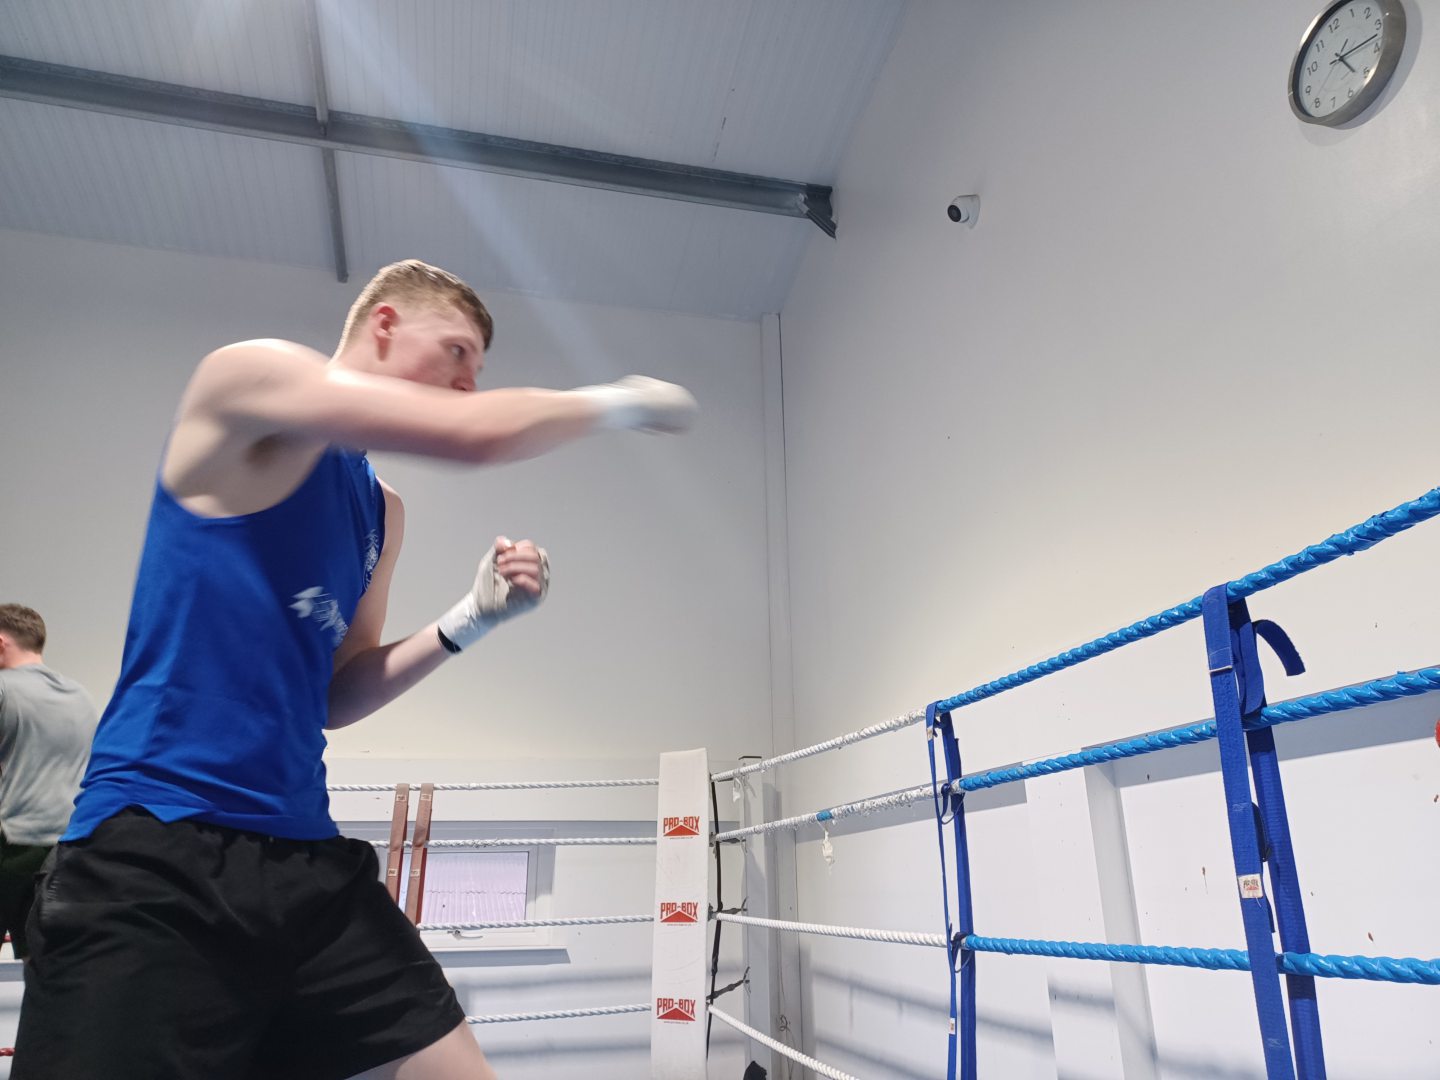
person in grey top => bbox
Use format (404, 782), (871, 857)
(0, 604), (98, 959)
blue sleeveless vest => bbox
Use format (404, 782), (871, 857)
(65, 448), (385, 841)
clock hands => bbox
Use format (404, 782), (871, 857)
(1342, 32), (1379, 59)
(1331, 38), (1358, 73)
(1331, 32), (1378, 64)
(1330, 38), (1356, 72)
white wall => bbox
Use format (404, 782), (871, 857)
(0, 228), (772, 1075)
(0, 227), (773, 764)
(777, 1), (1440, 1077)
(7, 2), (1440, 1073)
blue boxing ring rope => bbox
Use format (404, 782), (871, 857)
(925, 487), (1440, 1080)
(929, 487), (1440, 714)
(716, 487), (1440, 1080)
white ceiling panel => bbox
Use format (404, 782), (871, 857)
(0, 1), (907, 320)
(0, 0), (315, 106)
(0, 99), (333, 269)
(316, 0), (905, 179)
(715, 2), (907, 178)
(336, 151), (812, 319)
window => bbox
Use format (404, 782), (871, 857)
(397, 849), (529, 924)
(340, 821), (558, 951)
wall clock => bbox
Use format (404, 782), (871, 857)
(1289, 0), (1406, 125)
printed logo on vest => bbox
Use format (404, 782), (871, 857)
(662, 815), (701, 838)
(362, 530), (381, 589)
(659, 901), (700, 924)
(291, 587), (349, 648)
(656, 997), (697, 1023)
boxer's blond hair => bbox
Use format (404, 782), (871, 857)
(339, 260), (493, 351)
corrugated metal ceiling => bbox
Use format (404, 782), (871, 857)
(0, 1), (906, 320)
(0, 98), (334, 268)
(2, 0), (315, 104)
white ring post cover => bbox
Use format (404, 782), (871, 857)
(649, 748), (711, 1078)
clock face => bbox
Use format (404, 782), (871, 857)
(1291, 1), (1405, 125)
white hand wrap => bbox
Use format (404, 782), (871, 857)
(571, 375), (698, 434)
(437, 544), (550, 652)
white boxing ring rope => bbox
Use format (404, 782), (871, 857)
(707, 703), (998, 1076)
(368, 835), (655, 848)
(329, 778), (658, 792)
(716, 911), (946, 949)
(340, 775), (668, 1038)
(711, 708), (925, 782)
(709, 731), (956, 1079)
(334, 757), (938, 1078)
(419, 914), (653, 932)
(468, 1003), (652, 1025)
(420, 911), (942, 948)
(714, 781), (937, 842)
(709, 1007), (862, 1080)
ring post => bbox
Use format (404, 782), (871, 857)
(1235, 613), (1327, 1078)
(650, 749), (711, 1077)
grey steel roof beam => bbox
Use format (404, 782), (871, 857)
(317, 146), (347, 281)
(302, 0), (349, 282)
(0, 55), (837, 237)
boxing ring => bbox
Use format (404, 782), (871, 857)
(319, 487), (1440, 1079)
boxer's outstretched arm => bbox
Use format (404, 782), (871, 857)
(183, 340), (692, 465)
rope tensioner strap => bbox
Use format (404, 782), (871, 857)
(927, 703), (973, 1080)
(1202, 588), (1305, 1080)
(383, 783), (409, 903)
(403, 782), (435, 925)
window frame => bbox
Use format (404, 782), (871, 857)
(340, 820), (559, 953)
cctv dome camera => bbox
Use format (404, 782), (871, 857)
(947, 195), (979, 226)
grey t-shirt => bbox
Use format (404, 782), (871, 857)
(0, 663), (99, 846)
